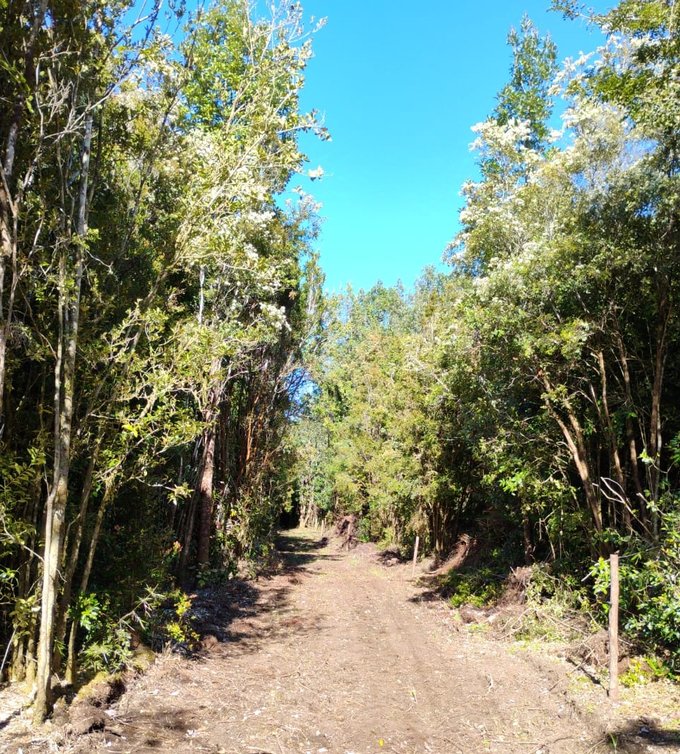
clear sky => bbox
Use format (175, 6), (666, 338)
(293, 1), (612, 294)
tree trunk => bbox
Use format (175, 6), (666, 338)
(647, 284), (670, 540)
(195, 361), (223, 571)
(615, 334), (645, 505)
(523, 514), (534, 564)
(53, 446), (99, 673)
(541, 374), (603, 534)
(594, 350), (630, 530)
(65, 480), (114, 686)
(0, 161), (17, 426)
(177, 495), (197, 584)
(34, 113), (93, 724)
(196, 424), (217, 568)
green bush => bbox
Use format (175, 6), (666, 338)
(445, 567), (505, 608)
(73, 594), (133, 674)
(144, 588), (199, 651)
(73, 586), (201, 674)
(589, 510), (680, 675)
(620, 656), (673, 687)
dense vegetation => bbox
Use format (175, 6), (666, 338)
(0, 0), (678, 728)
(294, 2), (680, 673)
(0, 0), (325, 721)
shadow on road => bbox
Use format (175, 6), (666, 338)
(0, 706), (21, 732)
(190, 530), (335, 658)
(274, 531), (334, 570)
(602, 719), (680, 752)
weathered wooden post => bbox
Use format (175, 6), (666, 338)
(412, 535), (420, 578)
(609, 552), (620, 702)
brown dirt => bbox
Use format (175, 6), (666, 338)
(2, 529), (679, 754)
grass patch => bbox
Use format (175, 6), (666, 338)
(620, 656), (675, 687)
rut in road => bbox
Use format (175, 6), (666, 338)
(63, 529), (606, 754)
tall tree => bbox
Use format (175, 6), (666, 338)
(494, 15), (558, 151)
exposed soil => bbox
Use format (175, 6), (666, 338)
(2, 529), (679, 754)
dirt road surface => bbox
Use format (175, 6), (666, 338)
(3, 529), (670, 753)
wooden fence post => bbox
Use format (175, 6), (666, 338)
(609, 552), (620, 702)
(412, 535), (420, 578)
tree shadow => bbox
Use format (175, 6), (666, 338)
(604, 719), (680, 752)
(374, 546), (408, 566)
(2, 533), (335, 751)
(407, 566), (463, 604)
(408, 579), (448, 603)
(0, 706), (21, 731)
(190, 531), (336, 657)
(406, 533), (485, 604)
(273, 531), (334, 571)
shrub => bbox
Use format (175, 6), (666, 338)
(445, 567), (505, 608)
(589, 511), (680, 675)
(73, 594), (132, 674)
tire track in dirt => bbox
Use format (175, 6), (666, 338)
(4, 529), (609, 754)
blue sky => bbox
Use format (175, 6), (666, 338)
(293, 1), (612, 293)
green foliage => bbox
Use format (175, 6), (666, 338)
(10, 594), (39, 640)
(75, 586), (201, 673)
(494, 15), (558, 150)
(588, 513), (680, 672)
(293, 282), (464, 551)
(2, 0), (679, 703)
(196, 563), (235, 588)
(159, 591), (199, 649)
(445, 568), (505, 609)
(290, 0), (680, 681)
(74, 595), (133, 674)
(0, 0), (323, 694)
(0, 447), (42, 555)
(509, 564), (596, 642)
(620, 656), (674, 687)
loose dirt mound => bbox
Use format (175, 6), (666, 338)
(428, 533), (480, 574)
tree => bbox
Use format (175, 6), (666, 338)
(494, 15), (558, 152)
(449, 17), (557, 274)
(0, 0), (325, 722)
(29, 1), (166, 722)
(169, 0), (323, 577)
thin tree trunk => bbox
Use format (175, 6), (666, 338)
(0, 174), (15, 425)
(53, 444), (100, 673)
(9, 465), (42, 682)
(34, 113), (93, 723)
(615, 334), (645, 505)
(25, 618), (38, 687)
(523, 515), (534, 564)
(541, 374), (603, 533)
(177, 495), (197, 583)
(196, 424), (217, 568)
(195, 364), (223, 569)
(193, 355), (227, 571)
(33, 269), (66, 718)
(647, 285), (669, 540)
(65, 480), (114, 686)
(594, 350), (630, 530)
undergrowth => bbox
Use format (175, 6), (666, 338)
(444, 566), (505, 608)
(588, 514), (680, 677)
(441, 518), (680, 679)
(74, 587), (200, 675)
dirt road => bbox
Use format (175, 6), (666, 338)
(6, 529), (646, 753)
